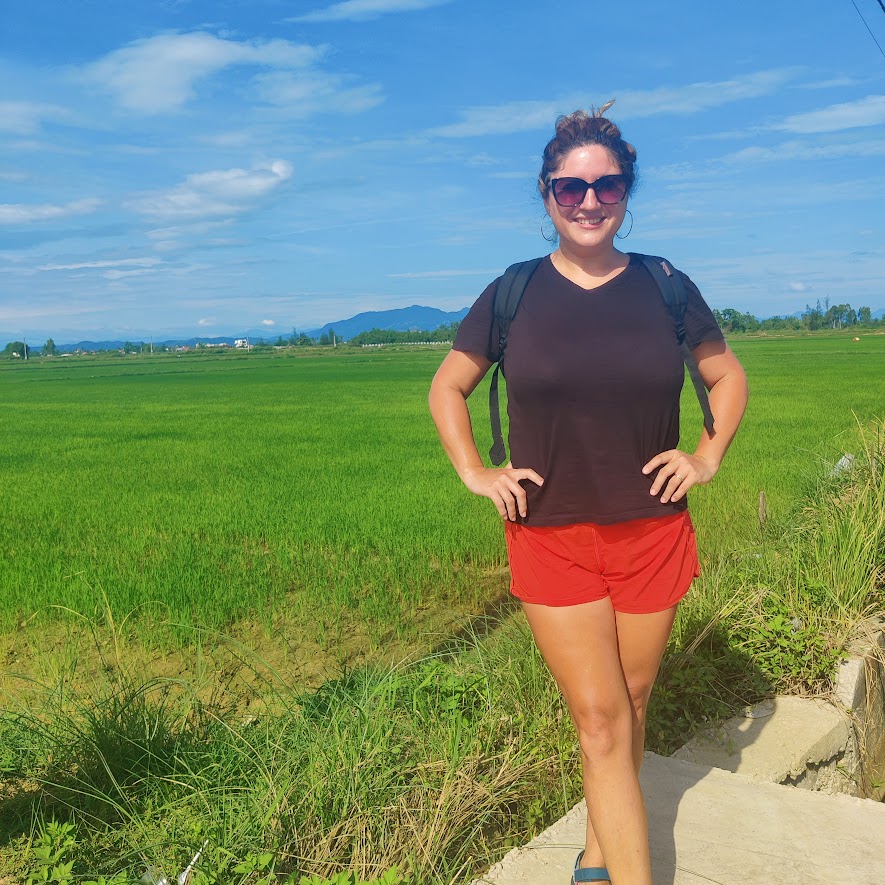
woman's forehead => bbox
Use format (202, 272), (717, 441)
(554, 145), (620, 176)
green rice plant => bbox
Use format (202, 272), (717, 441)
(2, 335), (883, 657)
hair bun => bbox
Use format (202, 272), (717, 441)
(539, 99), (638, 198)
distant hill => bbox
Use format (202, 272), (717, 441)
(46, 305), (471, 352)
(305, 304), (469, 340)
(55, 336), (242, 353)
(25, 302), (885, 353)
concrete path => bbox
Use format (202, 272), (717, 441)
(472, 752), (885, 885)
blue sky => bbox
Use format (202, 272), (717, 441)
(2, 0), (884, 345)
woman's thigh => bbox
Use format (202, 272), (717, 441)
(522, 598), (677, 724)
(522, 597), (630, 725)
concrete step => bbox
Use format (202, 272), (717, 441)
(673, 695), (853, 791)
(472, 752), (885, 885)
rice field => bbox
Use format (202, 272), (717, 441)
(1, 333), (882, 651)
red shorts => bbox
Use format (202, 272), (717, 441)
(504, 511), (699, 613)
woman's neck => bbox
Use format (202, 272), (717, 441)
(550, 247), (629, 290)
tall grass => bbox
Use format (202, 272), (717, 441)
(2, 617), (580, 884)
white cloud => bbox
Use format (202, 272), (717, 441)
(654, 137), (885, 181)
(104, 268), (158, 280)
(126, 160), (293, 221)
(252, 71), (383, 115)
(772, 95), (885, 134)
(261, 319), (275, 326)
(80, 32), (325, 114)
(0, 198), (101, 225)
(789, 281), (808, 292)
(198, 318), (215, 327)
(291, 0), (451, 23)
(727, 138), (885, 164)
(38, 257), (162, 271)
(0, 101), (68, 135)
(430, 70), (798, 137)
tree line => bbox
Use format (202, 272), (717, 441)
(713, 299), (880, 334)
(4, 303), (881, 360)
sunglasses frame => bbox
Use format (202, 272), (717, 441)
(549, 174), (631, 207)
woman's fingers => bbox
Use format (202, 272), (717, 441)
(464, 466), (544, 520)
(645, 450), (716, 502)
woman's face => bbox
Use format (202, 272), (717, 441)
(544, 144), (628, 257)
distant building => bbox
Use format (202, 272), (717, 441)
(234, 339), (248, 348)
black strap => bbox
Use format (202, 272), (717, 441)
(488, 258), (543, 465)
(634, 254), (716, 435)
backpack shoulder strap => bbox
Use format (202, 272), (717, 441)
(632, 253), (715, 435)
(488, 257), (543, 465)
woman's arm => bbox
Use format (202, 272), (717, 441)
(643, 339), (748, 503)
(429, 349), (544, 520)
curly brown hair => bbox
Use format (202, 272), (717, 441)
(538, 101), (638, 199)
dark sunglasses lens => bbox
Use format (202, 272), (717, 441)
(553, 178), (587, 206)
(595, 176), (627, 204)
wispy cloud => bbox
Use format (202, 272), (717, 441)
(252, 70), (382, 115)
(654, 136), (885, 181)
(388, 268), (501, 279)
(37, 257), (162, 271)
(290, 0), (451, 23)
(430, 70), (798, 137)
(772, 95), (885, 134)
(0, 198), (101, 225)
(80, 32), (326, 114)
(0, 100), (69, 135)
(125, 160), (293, 221)
(260, 319), (276, 326)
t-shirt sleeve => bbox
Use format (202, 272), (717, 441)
(452, 278), (502, 362)
(680, 272), (725, 350)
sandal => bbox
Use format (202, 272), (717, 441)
(571, 850), (611, 884)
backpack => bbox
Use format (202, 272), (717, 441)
(487, 253), (715, 466)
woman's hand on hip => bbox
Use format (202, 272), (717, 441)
(461, 464), (544, 521)
(642, 450), (717, 504)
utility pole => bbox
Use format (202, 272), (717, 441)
(23, 336), (28, 360)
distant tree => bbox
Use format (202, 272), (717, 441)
(718, 308), (748, 333)
(802, 302), (824, 331)
(858, 306), (872, 325)
(42, 338), (57, 356)
(2, 341), (26, 358)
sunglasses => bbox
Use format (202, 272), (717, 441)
(549, 174), (630, 207)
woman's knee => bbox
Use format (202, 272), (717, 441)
(572, 702), (633, 761)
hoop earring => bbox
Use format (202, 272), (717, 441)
(616, 209), (633, 240)
(541, 215), (559, 244)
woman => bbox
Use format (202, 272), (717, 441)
(428, 103), (748, 884)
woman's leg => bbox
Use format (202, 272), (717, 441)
(522, 599), (677, 884)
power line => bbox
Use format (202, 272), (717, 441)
(851, 0), (885, 59)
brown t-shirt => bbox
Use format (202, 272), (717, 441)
(453, 254), (724, 526)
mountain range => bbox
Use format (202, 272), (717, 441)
(10, 303), (885, 353)
(41, 304), (471, 353)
